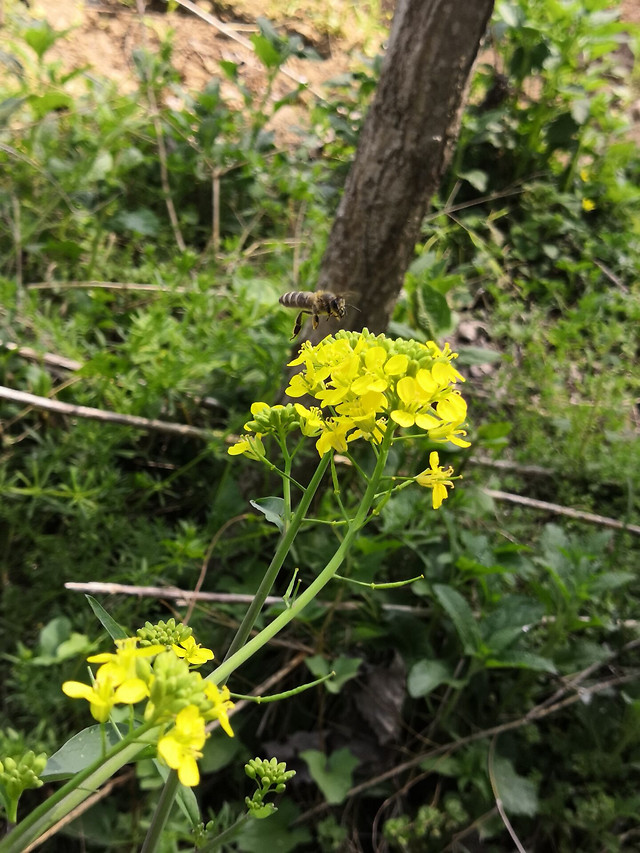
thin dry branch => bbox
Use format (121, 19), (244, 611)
(64, 581), (429, 615)
(25, 280), (187, 293)
(0, 385), (215, 441)
(485, 488), (640, 536)
(2, 342), (83, 372)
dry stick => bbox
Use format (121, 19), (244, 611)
(183, 513), (252, 624)
(1, 342), (83, 372)
(64, 581), (428, 614)
(170, 0), (326, 101)
(488, 736), (527, 853)
(469, 456), (551, 477)
(485, 488), (640, 536)
(25, 281), (187, 293)
(135, 0), (186, 253)
(23, 770), (134, 853)
(0, 386), (215, 441)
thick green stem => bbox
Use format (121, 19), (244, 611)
(0, 723), (159, 853)
(141, 770), (180, 853)
(222, 452), (331, 667)
(209, 429), (394, 686)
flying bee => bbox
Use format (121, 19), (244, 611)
(279, 290), (348, 340)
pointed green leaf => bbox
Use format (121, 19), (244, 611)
(492, 755), (539, 817)
(250, 497), (285, 531)
(86, 595), (128, 641)
(433, 584), (481, 654)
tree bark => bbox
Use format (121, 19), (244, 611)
(308, 0), (495, 340)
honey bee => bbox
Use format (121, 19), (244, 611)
(279, 290), (347, 340)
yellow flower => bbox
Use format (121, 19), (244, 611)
(227, 434), (265, 460)
(415, 451), (456, 509)
(157, 705), (207, 787)
(582, 198), (595, 212)
(172, 636), (215, 667)
(62, 674), (118, 723)
(203, 682), (235, 737)
(88, 637), (163, 700)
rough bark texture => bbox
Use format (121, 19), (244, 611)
(306, 0), (495, 341)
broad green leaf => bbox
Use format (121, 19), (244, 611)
(86, 595), (128, 641)
(43, 724), (132, 780)
(305, 655), (362, 694)
(491, 755), (539, 817)
(458, 169), (488, 192)
(113, 209), (160, 236)
(28, 92), (73, 118)
(250, 497), (285, 531)
(455, 346), (502, 365)
(300, 748), (359, 804)
(407, 659), (465, 698)
(250, 34), (281, 69)
(433, 584), (481, 654)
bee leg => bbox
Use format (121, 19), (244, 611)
(312, 313), (320, 330)
(291, 312), (304, 340)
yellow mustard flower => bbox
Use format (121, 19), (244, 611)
(227, 434), (265, 460)
(203, 682), (235, 737)
(172, 636), (215, 667)
(62, 674), (119, 723)
(582, 198), (596, 212)
(415, 452), (456, 509)
(157, 705), (207, 787)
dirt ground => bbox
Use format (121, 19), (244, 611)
(2, 0), (638, 139)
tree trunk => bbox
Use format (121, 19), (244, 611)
(308, 0), (495, 341)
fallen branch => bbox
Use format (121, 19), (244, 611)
(64, 581), (429, 614)
(0, 385), (215, 441)
(25, 280), (187, 293)
(485, 488), (640, 536)
(1, 342), (83, 372)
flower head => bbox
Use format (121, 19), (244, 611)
(284, 330), (470, 455)
(157, 705), (207, 787)
(172, 636), (215, 667)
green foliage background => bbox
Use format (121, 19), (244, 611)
(0, 0), (639, 850)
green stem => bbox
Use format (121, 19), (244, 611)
(221, 452), (331, 668)
(141, 770), (180, 853)
(209, 429), (394, 686)
(197, 813), (251, 852)
(0, 722), (159, 853)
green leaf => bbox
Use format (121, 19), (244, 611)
(86, 595), (128, 641)
(433, 584), (481, 654)
(28, 92), (74, 119)
(305, 655), (362, 694)
(113, 209), (160, 236)
(236, 798), (310, 852)
(407, 659), (465, 698)
(24, 21), (65, 59)
(250, 34), (282, 70)
(43, 724), (132, 780)
(250, 497), (285, 531)
(491, 755), (539, 817)
(420, 285), (451, 333)
(458, 169), (488, 192)
(455, 346), (502, 365)
(300, 748), (360, 804)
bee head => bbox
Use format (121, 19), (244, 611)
(331, 295), (347, 319)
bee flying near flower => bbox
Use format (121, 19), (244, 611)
(279, 290), (348, 339)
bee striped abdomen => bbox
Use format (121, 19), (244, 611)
(279, 291), (315, 309)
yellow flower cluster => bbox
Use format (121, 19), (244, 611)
(285, 330), (470, 455)
(62, 635), (234, 787)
